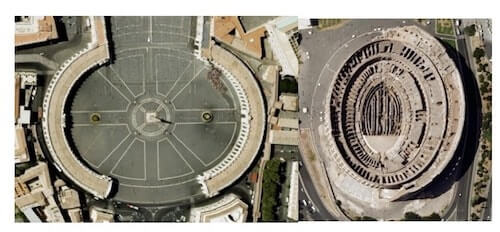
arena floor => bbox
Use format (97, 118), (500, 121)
(68, 17), (242, 205)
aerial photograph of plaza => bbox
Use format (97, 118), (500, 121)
(13, 16), (491, 222)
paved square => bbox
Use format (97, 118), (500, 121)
(68, 17), (242, 205)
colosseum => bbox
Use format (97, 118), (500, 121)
(320, 26), (465, 201)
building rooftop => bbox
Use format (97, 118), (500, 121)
(15, 16), (58, 47)
(15, 162), (64, 222)
(58, 186), (81, 209)
(189, 194), (248, 222)
(90, 207), (114, 222)
(213, 16), (266, 59)
(279, 93), (299, 112)
(269, 130), (299, 146)
(287, 161), (299, 221)
(15, 126), (29, 163)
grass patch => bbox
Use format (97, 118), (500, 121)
(435, 19), (455, 36)
(15, 206), (28, 222)
(316, 19), (344, 30)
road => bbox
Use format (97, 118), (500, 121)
(443, 21), (486, 221)
(454, 34), (474, 221)
(298, 161), (337, 221)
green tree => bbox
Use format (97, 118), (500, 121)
(472, 196), (487, 206)
(355, 216), (377, 221)
(473, 48), (485, 61)
(464, 24), (476, 36)
(279, 78), (298, 94)
(422, 213), (442, 221)
(261, 159), (282, 221)
(403, 212), (422, 221)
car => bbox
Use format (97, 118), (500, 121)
(31, 88), (37, 101)
(302, 107), (308, 113)
(455, 19), (461, 27)
(426, 20), (431, 25)
(302, 200), (308, 206)
(459, 193), (462, 197)
(117, 214), (135, 222)
(127, 204), (139, 210)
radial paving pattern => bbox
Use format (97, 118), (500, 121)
(324, 26), (465, 191)
(68, 17), (243, 204)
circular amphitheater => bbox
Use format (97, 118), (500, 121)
(41, 16), (265, 205)
(323, 26), (465, 195)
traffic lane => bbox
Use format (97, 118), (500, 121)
(456, 164), (473, 219)
(298, 172), (336, 221)
(456, 38), (472, 69)
(443, 40), (470, 220)
(298, 182), (325, 220)
(443, 166), (473, 221)
(443, 35), (484, 221)
(298, 162), (338, 221)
